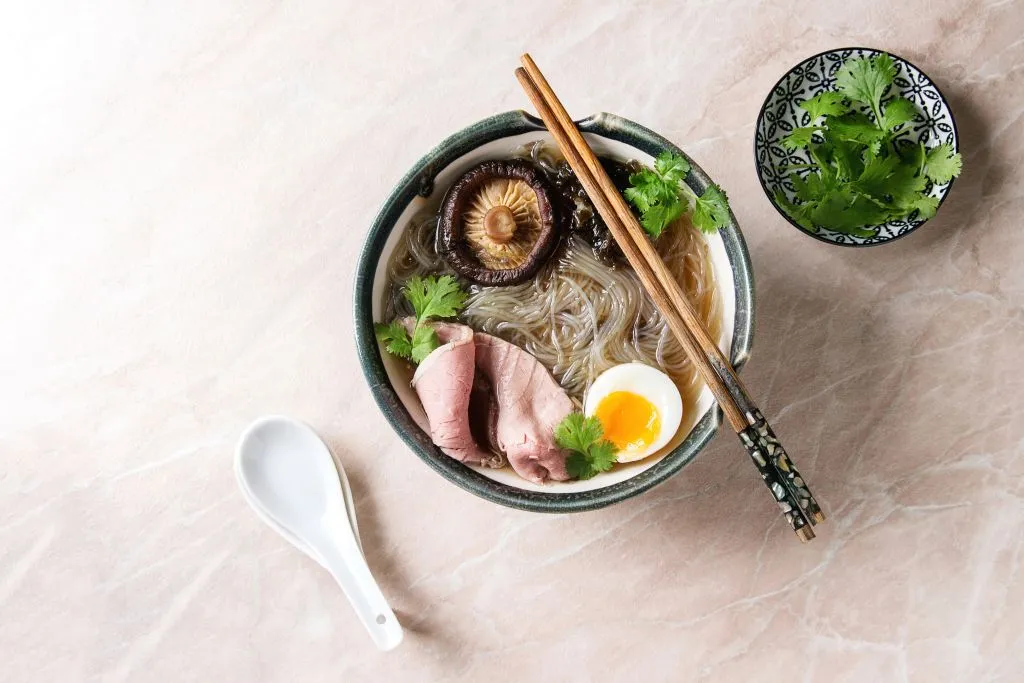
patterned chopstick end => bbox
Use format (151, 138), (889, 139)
(738, 410), (825, 541)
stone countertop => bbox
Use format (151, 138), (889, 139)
(3, 2), (1023, 681)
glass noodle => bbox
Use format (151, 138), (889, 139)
(383, 143), (721, 414)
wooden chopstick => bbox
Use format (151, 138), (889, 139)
(516, 56), (825, 540)
(520, 55), (756, 411)
(513, 71), (748, 430)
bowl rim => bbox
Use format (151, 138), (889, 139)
(753, 46), (960, 248)
(353, 110), (754, 513)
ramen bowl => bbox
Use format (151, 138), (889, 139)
(354, 111), (753, 512)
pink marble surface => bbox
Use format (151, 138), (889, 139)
(3, 1), (1023, 681)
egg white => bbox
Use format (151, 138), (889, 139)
(583, 363), (684, 462)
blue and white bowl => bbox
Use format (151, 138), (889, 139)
(754, 47), (959, 247)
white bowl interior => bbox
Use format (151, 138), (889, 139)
(372, 131), (736, 493)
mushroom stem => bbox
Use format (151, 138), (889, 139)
(483, 205), (518, 244)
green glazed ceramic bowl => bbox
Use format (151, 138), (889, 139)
(354, 111), (754, 513)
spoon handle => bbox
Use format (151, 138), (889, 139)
(315, 529), (403, 651)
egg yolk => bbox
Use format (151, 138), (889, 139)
(593, 391), (661, 452)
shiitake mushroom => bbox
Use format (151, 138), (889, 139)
(438, 160), (558, 286)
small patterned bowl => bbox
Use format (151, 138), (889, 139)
(754, 47), (959, 247)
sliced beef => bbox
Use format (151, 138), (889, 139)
(401, 319), (573, 482)
(410, 322), (503, 468)
(473, 333), (574, 483)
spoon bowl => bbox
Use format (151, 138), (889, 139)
(239, 418), (337, 529)
(235, 416), (403, 651)
(234, 437), (362, 566)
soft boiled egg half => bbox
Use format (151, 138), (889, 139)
(583, 363), (683, 463)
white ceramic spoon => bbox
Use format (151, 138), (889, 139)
(234, 425), (362, 566)
(235, 416), (403, 651)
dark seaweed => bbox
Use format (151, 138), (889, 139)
(539, 157), (643, 262)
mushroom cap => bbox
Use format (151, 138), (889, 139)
(438, 160), (558, 286)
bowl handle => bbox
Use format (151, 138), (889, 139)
(519, 109), (607, 132)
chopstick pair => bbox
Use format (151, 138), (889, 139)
(515, 54), (825, 541)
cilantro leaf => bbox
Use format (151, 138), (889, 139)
(565, 452), (595, 480)
(639, 203), (680, 238)
(625, 154), (689, 238)
(692, 184), (731, 234)
(624, 152), (733, 238)
(374, 321), (413, 361)
(555, 413), (618, 480)
(836, 54), (896, 121)
(831, 139), (866, 180)
(782, 126), (820, 150)
(800, 91), (850, 120)
(828, 112), (888, 146)
(376, 275), (468, 364)
(881, 97), (918, 131)
(405, 274), (467, 323)
(853, 154), (902, 199)
(789, 173), (817, 203)
(807, 188), (884, 237)
(566, 446), (616, 480)
(850, 155), (924, 215)
(808, 143), (839, 187)
(896, 139), (927, 171)
(900, 194), (940, 220)
(883, 162), (928, 201)
(586, 441), (618, 473)
(653, 151), (690, 186)
(774, 190), (816, 231)
(554, 412), (604, 453)
(623, 182), (655, 213)
(410, 325), (439, 364)
(923, 143), (963, 184)
(855, 153), (926, 206)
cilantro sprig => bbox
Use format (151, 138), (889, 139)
(374, 274), (467, 364)
(776, 54), (963, 235)
(623, 151), (732, 238)
(554, 413), (618, 480)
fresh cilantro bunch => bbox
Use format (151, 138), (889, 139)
(374, 274), (468, 364)
(776, 54), (962, 236)
(554, 413), (618, 480)
(623, 151), (732, 238)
